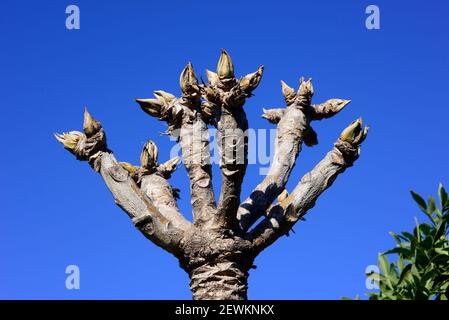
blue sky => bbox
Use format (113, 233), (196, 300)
(1, 0), (448, 299)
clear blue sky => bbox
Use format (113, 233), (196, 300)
(1, 0), (448, 299)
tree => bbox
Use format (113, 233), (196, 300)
(55, 50), (368, 300)
(366, 185), (449, 300)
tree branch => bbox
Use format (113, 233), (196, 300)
(237, 79), (312, 232)
(248, 118), (369, 254)
(136, 63), (217, 227)
(55, 110), (188, 255)
(119, 140), (191, 231)
(237, 79), (350, 232)
(310, 99), (351, 121)
(202, 50), (263, 230)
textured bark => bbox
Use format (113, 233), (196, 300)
(99, 152), (186, 255)
(237, 101), (308, 232)
(56, 51), (368, 300)
(214, 85), (249, 230)
(179, 227), (254, 300)
(248, 138), (361, 254)
(140, 173), (190, 230)
(189, 261), (249, 300)
(177, 113), (217, 227)
(137, 86), (217, 227)
(237, 88), (351, 232)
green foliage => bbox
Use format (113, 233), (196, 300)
(367, 184), (449, 300)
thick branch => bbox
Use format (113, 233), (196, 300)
(140, 173), (191, 231)
(248, 120), (368, 254)
(200, 50), (262, 230)
(99, 151), (185, 254)
(310, 99), (351, 121)
(261, 108), (286, 124)
(177, 113), (217, 227)
(237, 80), (349, 232)
(215, 105), (248, 229)
(237, 103), (307, 232)
(136, 64), (217, 227)
(55, 111), (188, 255)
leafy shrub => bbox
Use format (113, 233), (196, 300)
(366, 184), (449, 300)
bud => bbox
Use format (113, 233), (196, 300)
(281, 80), (296, 105)
(135, 98), (164, 118)
(239, 65), (264, 93)
(153, 90), (176, 105)
(180, 62), (199, 95)
(298, 77), (314, 99)
(54, 131), (84, 151)
(359, 126), (370, 144)
(340, 117), (369, 145)
(278, 189), (289, 203)
(330, 99), (351, 113)
(83, 109), (101, 137)
(217, 49), (234, 80)
(158, 157), (181, 179)
(261, 108), (285, 124)
(140, 140), (159, 169)
(206, 69), (219, 85)
(159, 157), (181, 174)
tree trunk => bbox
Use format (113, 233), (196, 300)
(189, 260), (249, 300)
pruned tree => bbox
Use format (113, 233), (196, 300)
(55, 50), (369, 300)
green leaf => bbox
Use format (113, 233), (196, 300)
(420, 236), (434, 250)
(401, 232), (416, 242)
(397, 257), (405, 272)
(411, 190), (427, 212)
(378, 254), (395, 290)
(389, 231), (402, 244)
(378, 254), (390, 275)
(397, 264), (412, 285)
(367, 292), (380, 300)
(419, 223), (433, 236)
(384, 247), (411, 256)
(399, 241), (411, 249)
(438, 183), (448, 209)
(390, 263), (399, 278)
(428, 196), (437, 215)
(411, 265), (420, 279)
(414, 217), (421, 243)
(435, 248), (449, 256)
(434, 220), (447, 243)
(366, 271), (382, 279)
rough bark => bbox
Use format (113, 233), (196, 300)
(248, 136), (363, 254)
(177, 112), (217, 227)
(179, 227), (254, 300)
(237, 81), (350, 232)
(237, 100), (308, 232)
(189, 261), (249, 300)
(55, 121), (188, 255)
(56, 50), (368, 300)
(136, 71), (217, 228)
(140, 173), (190, 231)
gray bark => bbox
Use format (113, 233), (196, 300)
(177, 113), (217, 227)
(56, 51), (367, 300)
